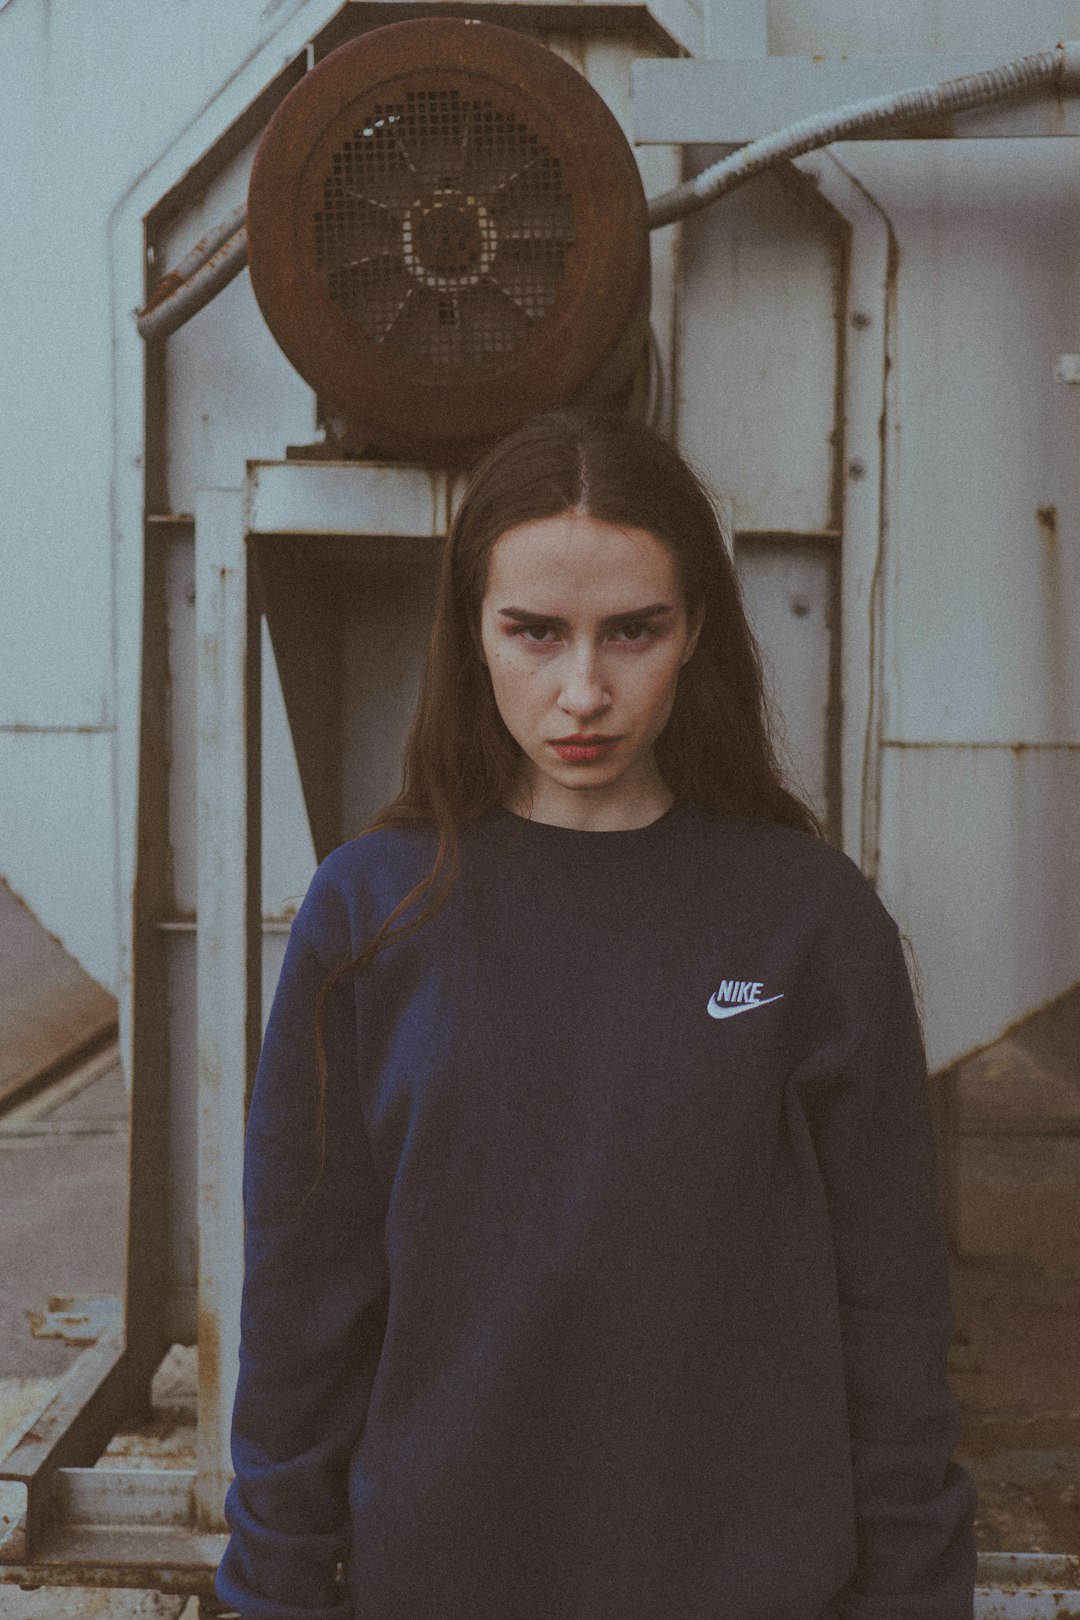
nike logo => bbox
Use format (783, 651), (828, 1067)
(707, 980), (784, 1020)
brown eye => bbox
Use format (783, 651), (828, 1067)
(509, 623), (557, 644)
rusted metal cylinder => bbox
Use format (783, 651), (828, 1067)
(246, 18), (651, 462)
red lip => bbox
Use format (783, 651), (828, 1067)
(550, 734), (621, 762)
(556, 734), (619, 743)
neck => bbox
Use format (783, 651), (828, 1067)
(507, 763), (674, 832)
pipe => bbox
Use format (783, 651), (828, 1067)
(647, 41), (1080, 228)
(136, 219), (248, 342)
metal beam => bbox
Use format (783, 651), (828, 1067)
(52, 1467), (195, 1528)
(0, 1528), (228, 1598)
(194, 489), (261, 1531)
(247, 460), (464, 539)
(632, 55), (1080, 144)
(0, 1320), (128, 1559)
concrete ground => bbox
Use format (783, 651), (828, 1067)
(0, 1056), (199, 1618)
(1, 1042), (1079, 1613)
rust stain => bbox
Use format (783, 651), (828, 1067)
(197, 1301), (221, 1414)
(897, 113), (957, 139)
(1037, 501), (1059, 551)
(137, 269), (184, 318)
(0, 1559), (219, 1596)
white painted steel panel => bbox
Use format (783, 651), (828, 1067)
(165, 925), (290, 1342)
(877, 744), (1080, 1072)
(249, 462), (460, 538)
(735, 538), (835, 825)
(167, 528), (315, 919)
(768, 8), (1075, 59)
(702, 0), (767, 61)
(0, 0), (321, 730)
(540, 31), (682, 435)
(0, 731), (117, 992)
(194, 488), (254, 1526)
(832, 140), (1080, 746)
(165, 928), (198, 1323)
(631, 55), (1080, 145)
(3, 0), (352, 1025)
(165, 535), (198, 919)
(164, 141), (322, 517)
(676, 159), (841, 533)
(53, 1466), (195, 1528)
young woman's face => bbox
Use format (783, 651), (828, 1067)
(478, 511), (703, 829)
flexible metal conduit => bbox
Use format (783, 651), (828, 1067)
(136, 207), (248, 342)
(646, 41), (1080, 227)
(136, 43), (1080, 341)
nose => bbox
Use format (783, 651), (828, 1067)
(558, 643), (610, 720)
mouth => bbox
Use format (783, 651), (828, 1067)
(549, 735), (621, 763)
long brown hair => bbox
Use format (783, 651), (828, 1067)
(312, 409), (819, 1130)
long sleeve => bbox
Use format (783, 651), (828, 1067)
(215, 920), (389, 1620)
(802, 921), (978, 1619)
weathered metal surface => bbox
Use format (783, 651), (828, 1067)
(29, 1298), (122, 1348)
(675, 157), (841, 535)
(246, 18), (650, 460)
(0, 879), (117, 1116)
(0, 1321), (127, 1560)
(633, 53), (1080, 145)
(194, 491), (260, 1530)
(878, 745), (1080, 1071)
(735, 534), (838, 831)
(53, 1468), (195, 1529)
(975, 1556), (1080, 1618)
(247, 460), (460, 538)
(0, 1527), (227, 1595)
(674, 140), (867, 846)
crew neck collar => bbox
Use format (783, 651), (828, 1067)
(475, 800), (690, 861)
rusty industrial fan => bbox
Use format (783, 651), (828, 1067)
(246, 18), (651, 462)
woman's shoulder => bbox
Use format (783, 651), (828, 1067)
(290, 823), (440, 965)
(681, 807), (897, 941)
(684, 805), (872, 890)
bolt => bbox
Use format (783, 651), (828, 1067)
(851, 310), (872, 330)
(848, 457), (867, 481)
(790, 593), (811, 618)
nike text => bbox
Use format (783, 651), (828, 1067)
(707, 980), (784, 1020)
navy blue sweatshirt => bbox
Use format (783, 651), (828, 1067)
(216, 805), (977, 1620)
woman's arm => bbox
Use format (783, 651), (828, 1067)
(803, 920), (978, 1620)
(215, 920), (389, 1620)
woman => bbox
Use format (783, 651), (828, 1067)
(215, 410), (977, 1620)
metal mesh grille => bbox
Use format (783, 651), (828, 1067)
(313, 86), (575, 366)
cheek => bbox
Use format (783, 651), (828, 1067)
(486, 651), (544, 727)
(634, 652), (687, 727)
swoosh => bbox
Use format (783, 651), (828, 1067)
(707, 992), (784, 1020)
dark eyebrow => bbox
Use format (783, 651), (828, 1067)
(497, 603), (675, 631)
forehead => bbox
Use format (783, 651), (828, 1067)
(483, 513), (680, 608)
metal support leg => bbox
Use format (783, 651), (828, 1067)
(194, 490), (262, 1531)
